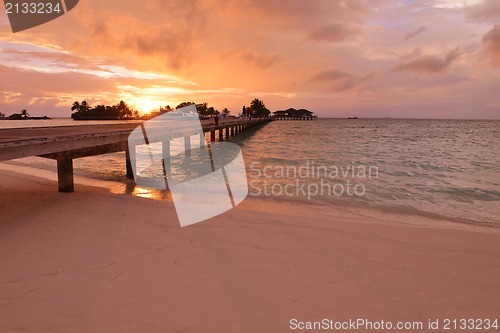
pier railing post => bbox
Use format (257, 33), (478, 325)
(125, 144), (135, 180)
(184, 136), (191, 156)
(57, 158), (74, 193)
(162, 140), (171, 174)
(199, 132), (206, 146)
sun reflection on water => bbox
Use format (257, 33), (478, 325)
(109, 182), (172, 201)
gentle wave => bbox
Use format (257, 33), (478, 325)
(238, 119), (500, 226)
(3, 118), (499, 227)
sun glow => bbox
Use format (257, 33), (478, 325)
(136, 99), (161, 114)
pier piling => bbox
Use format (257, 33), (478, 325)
(57, 159), (74, 193)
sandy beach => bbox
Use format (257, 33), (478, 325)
(1, 164), (499, 333)
(2, 0), (500, 331)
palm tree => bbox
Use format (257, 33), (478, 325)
(196, 102), (208, 116)
(222, 108), (230, 115)
(159, 105), (172, 114)
(176, 102), (195, 109)
(250, 98), (265, 110)
(71, 101), (80, 112)
(207, 106), (216, 116)
(249, 98), (270, 117)
(116, 100), (132, 118)
(20, 109), (30, 118)
(72, 101), (90, 113)
(80, 100), (90, 112)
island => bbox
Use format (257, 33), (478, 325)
(0, 109), (51, 120)
(70, 101), (137, 120)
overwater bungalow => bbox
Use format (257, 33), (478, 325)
(272, 108), (317, 120)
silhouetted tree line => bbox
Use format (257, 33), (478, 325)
(172, 102), (222, 117)
(172, 99), (270, 118)
(0, 109), (50, 120)
(71, 100), (136, 120)
(244, 98), (271, 117)
(68, 98), (270, 121)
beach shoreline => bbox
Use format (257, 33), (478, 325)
(1, 161), (498, 233)
(1, 165), (500, 332)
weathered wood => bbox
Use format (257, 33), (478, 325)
(40, 142), (127, 160)
(199, 132), (206, 146)
(0, 119), (271, 161)
(1, 131), (132, 161)
(0, 119), (272, 192)
(162, 140), (171, 173)
(184, 136), (191, 156)
(125, 144), (134, 180)
(57, 159), (74, 193)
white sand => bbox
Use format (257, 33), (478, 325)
(1, 165), (499, 332)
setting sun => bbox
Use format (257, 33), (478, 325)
(135, 99), (161, 114)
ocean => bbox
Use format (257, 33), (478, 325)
(2, 118), (499, 227)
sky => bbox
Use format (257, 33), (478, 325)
(0, 0), (499, 119)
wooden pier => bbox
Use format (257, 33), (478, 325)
(271, 115), (317, 121)
(271, 108), (317, 121)
(0, 118), (271, 192)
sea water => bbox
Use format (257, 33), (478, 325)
(2, 118), (499, 227)
(237, 119), (500, 227)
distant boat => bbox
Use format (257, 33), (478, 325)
(347, 117), (358, 119)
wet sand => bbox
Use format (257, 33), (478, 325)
(1, 165), (499, 333)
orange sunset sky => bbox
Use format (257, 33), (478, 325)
(0, 0), (499, 118)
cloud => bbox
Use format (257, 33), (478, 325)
(232, 0), (368, 28)
(465, 0), (500, 23)
(433, 0), (483, 9)
(311, 68), (375, 92)
(0, 64), (118, 116)
(403, 26), (427, 41)
(219, 0), (368, 45)
(307, 23), (362, 43)
(393, 48), (461, 74)
(69, 0), (210, 71)
(1, 0), (500, 119)
(482, 25), (500, 67)
(0, 49), (105, 72)
(0, 65), (115, 95)
(239, 50), (280, 69)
